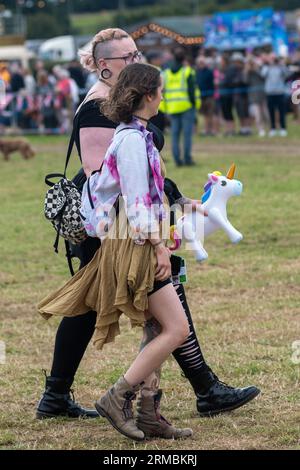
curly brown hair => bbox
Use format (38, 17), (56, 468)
(101, 63), (161, 124)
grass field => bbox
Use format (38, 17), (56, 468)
(0, 126), (299, 450)
(71, 12), (115, 36)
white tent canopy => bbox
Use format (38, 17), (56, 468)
(0, 45), (34, 67)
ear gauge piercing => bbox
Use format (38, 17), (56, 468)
(101, 68), (113, 80)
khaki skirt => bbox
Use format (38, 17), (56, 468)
(38, 218), (158, 350)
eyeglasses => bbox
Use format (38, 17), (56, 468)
(103, 50), (142, 64)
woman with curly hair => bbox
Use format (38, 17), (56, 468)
(39, 63), (193, 441)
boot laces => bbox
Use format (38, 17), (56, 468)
(181, 369), (233, 389)
(68, 388), (80, 409)
(212, 374), (235, 391)
(204, 369), (235, 391)
(122, 391), (136, 420)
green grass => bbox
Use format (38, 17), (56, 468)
(71, 12), (116, 36)
(0, 125), (300, 450)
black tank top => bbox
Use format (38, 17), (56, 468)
(74, 99), (165, 161)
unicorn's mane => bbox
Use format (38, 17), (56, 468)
(201, 171), (222, 204)
(201, 184), (212, 204)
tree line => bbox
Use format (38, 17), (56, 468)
(1, 0), (298, 40)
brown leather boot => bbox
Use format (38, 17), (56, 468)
(95, 376), (145, 442)
(136, 389), (193, 439)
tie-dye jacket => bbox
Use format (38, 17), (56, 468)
(80, 117), (166, 240)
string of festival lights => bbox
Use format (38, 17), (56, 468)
(131, 22), (204, 45)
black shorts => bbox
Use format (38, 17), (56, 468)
(147, 254), (183, 296)
(148, 277), (172, 296)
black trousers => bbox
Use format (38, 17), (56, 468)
(267, 94), (286, 130)
(51, 238), (207, 381)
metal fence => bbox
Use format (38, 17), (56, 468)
(0, 89), (87, 135)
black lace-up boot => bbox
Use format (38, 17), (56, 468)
(188, 367), (260, 417)
(36, 372), (98, 419)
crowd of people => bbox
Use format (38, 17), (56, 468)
(147, 48), (300, 166)
(0, 60), (91, 134)
(194, 50), (300, 138)
(0, 47), (300, 139)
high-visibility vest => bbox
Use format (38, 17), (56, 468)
(158, 93), (166, 113)
(163, 66), (201, 115)
(150, 64), (166, 113)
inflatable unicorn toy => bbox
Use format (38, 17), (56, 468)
(171, 164), (243, 262)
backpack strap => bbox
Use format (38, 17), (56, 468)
(63, 92), (98, 177)
(115, 126), (136, 135)
(63, 126), (76, 178)
(65, 240), (75, 277)
(45, 173), (65, 187)
(44, 114), (78, 185)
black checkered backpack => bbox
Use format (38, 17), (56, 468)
(44, 118), (87, 259)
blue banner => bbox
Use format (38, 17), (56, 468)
(204, 8), (288, 53)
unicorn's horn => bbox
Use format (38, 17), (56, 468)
(226, 163), (236, 180)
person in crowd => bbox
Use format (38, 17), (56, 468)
(219, 55), (236, 136)
(9, 62), (25, 93)
(146, 51), (167, 132)
(37, 70), (59, 131)
(287, 57), (300, 124)
(53, 66), (79, 132)
(68, 59), (87, 103)
(23, 68), (36, 96)
(34, 60), (46, 76)
(261, 54), (290, 137)
(229, 53), (252, 136)
(163, 47), (201, 166)
(211, 56), (223, 135)
(195, 56), (215, 136)
(37, 70), (53, 95)
(245, 56), (269, 137)
(0, 62), (10, 88)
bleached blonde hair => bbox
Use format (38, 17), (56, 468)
(79, 28), (129, 72)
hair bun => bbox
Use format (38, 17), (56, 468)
(78, 49), (97, 72)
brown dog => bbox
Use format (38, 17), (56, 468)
(0, 139), (35, 161)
